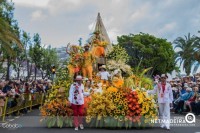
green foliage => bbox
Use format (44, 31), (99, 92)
(107, 45), (129, 63)
(0, 0), (22, 53)
(56, 67), (70, 82)
(117, 33), (176, 75)
(45, 116), (73, 128)
(174, 33), (199, 75)
(40, 46), (59, 79)
(29, 33), (44, 79)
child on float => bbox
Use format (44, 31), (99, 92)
(111, 69), (124, 88)
(82, 79), (92, 115)
(97, 65), (111, 87)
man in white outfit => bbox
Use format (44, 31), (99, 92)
(148, 74), (173, 130)
(68, 75), (85, 131)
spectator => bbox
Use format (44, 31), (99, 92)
(185, 87), (199, 112)
(180, 83), (188, 94)
(172, 85), (179, 100)
(174, 87), (194, 114)
(0, 86), (6, 117)
(24, 83), (30, 94)
(2, 81), (13, 93)
(190, 95), (200, 115)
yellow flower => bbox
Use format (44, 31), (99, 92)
(119, 101), (123, 105)
(114, 99), (119, 103)
(117, 110), (120, 114)
(150, 111), (153, 115)
(114, 115), (118, 119)
(107, 86), (118, 93)
(144, 119), (149, 123)
(122, 111), (125, 116)
(97, 115), (102, 120)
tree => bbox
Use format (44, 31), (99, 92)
(174, 33), (199, 75)
(40, 46), (59, 79)
(0, 0), (23, 80)
(107, 45), (129, 63)
(21, 31), (32, 79)
(117, 33), (176, 76)
(29, 33), (44, 80)
(0, 0), (22, 53)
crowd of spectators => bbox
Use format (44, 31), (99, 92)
(165, 75), (200, 116)
(0, 79), (52, 116)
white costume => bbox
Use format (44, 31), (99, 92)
(93, 83), (103, 94)
(68, 83), (85, 105)
(148, 82), (173, 129)
(97, 71), (110, 80)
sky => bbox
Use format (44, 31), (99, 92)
(12, 0), (200, 48)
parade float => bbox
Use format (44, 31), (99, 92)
(40, 13), (158, 129)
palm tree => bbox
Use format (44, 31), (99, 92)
(174, 33), (199, 75)
(0, 0), (23, 80)
(192, 31), (200, 74)
(0, 0), (22, 54)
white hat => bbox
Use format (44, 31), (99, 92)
(186, 87), (192, 91)
(113, 69), (121, 75)
(83, 77), (88, 81)
(161, 74), (167, 78)
(75, 75), (83, 80)
(100, 65), (106, 69)
(47, 80), (52, 82)
(184, 83), (188, 88)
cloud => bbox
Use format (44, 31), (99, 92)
(12, 0), (50, 8)
(12, 0), (200, 48)
(31, 10), (47, 21)
(158, 22), (177, 34)
(107, 28), (121, 43)
(47, 0), (82, 15)
(130, 3), (151, 22)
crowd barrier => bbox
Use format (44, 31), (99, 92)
(1, 92), (45, 122)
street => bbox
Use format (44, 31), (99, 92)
(0, 108), (200, 133)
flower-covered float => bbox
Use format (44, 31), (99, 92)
(40, 13), (158, 129)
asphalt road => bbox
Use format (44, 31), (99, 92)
(0, 108), (200, 133)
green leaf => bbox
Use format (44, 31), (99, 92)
(96, 119), (99, 128)
(69, 117), (73, 127)
(125, 120), (129, 129)
(57, 116), (64, 128)
(104, 117), (110, 128)
(64, 117), (69, 125)
(46, 117), (56, 128)
(100, 118), (104, 128)
(90, 118), (95, 127)
(51, 117), (56, 127)
(128, 120), (132, 129)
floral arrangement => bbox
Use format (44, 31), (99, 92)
(40, 66), (73, 128)
(85, 87), (158, 128)
(106, 86), (118, 93)
(40, 99), (73, 128)
(126, 90), (142, 124)
(107, 60), (132, 76)
(136, 88), (158, 126)
(86, 93), (116, 125)
(108, 91), (128, 126)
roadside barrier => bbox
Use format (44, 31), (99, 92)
(1, 92), (44, 122)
